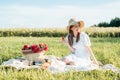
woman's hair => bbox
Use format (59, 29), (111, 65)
(68, 25), (80, 46)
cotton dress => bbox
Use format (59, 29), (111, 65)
(65, 32), (98, 70)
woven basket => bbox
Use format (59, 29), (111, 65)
(22, 50), (45, 61)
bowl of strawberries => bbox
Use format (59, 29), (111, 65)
(22, 43), (48, 61)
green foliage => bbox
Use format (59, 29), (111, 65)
(0, 28), (67, 37)
(110, 17), (120, 27)
(98, 22), (109, 27)
(0, 37), (120, 80)
(0, 27), (120, 37)
(96, 17), (120, 27)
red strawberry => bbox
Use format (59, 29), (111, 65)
(62, 36), (65, 41)
(31, 44), (37, 51)
(33, 47), (40, 53)
(22, 45), (28, 50)
(44, 46), (48, 51)
(62, 36), (64, 39)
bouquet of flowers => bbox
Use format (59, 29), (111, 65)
(22, 43), (48, 61)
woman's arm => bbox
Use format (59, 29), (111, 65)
(85, 46), (99, 65)
(66, 43), (75, 53)
(62, 37), (75, 53)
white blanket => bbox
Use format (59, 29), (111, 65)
(1, 55), (120, 74)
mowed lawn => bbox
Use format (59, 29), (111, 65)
(0, 37), (120, 80)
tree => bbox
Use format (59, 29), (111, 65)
(97, 22), (109, 27)
(95, 17), (120, 27)
(109, 17), (120, 27)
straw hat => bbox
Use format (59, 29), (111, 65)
(66, 18), (84, 31)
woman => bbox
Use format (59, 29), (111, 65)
(62, 18), (99, 68)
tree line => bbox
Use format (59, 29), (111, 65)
(92, 17), (120, 27)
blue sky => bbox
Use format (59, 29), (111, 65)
(0, 0), (118, 6)
(0, 0), (120, 28)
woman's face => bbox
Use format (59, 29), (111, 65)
(71, 23), (80, 33)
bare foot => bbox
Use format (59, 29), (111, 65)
(66, 62), (75, 65)
(60, 58), (75, 65)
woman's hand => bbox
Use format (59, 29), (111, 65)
(61, 36), (66, 44)
(92, 60), (99, 66)
(61, 36), (75, 53)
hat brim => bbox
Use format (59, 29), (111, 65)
(66, 20), (84, 31)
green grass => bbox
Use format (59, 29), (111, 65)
(0, 37), (120, 80)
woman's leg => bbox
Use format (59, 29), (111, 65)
(61, 58), (74, 65)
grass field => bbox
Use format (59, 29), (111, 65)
(0, 37), (120, 80)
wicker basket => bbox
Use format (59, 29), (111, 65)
(22, 50), (45, 61)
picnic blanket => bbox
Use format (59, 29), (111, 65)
(1, 55), (120, 74)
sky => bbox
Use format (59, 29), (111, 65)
(0, 0), (120, 28)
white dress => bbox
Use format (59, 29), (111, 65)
(65, 32), (94, 68)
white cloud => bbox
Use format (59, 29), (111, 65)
(0, 1), (120, 28)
